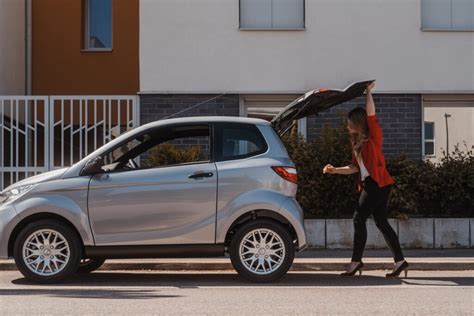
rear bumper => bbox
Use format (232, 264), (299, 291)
(279, 197), (307, 251)
(0, 204), (21, 259)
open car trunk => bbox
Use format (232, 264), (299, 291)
(271, 80), (375, 136)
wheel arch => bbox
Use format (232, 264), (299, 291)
(224, 210), (298, 249)
(8, 212), (84, 258)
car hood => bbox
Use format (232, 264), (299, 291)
(271, 80), (375, 135)
(2, 168), (69, 192)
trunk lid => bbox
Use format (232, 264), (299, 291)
(271, 80), (375, 135)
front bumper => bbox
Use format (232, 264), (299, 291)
(0, 204), (21, 259)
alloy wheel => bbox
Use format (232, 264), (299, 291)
(22, 229), (71, 276)
(238, 228), (286, 275)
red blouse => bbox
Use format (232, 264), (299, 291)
(351, 115), (395, 192)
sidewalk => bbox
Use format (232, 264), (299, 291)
(1, 249), (472, 271)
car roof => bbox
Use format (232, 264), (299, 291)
(141, 116), (271, 129)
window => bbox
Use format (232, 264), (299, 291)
(215, 123), (268, 161)
(424, 122), (435, 156)
(421, 0), (474, 31)
(240, 0), (305, 30)
(84, 0), (113, 50)
(102, 125), (211, 171)
(241, 94), (307, 138)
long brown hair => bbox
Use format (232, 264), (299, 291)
(347, 107), (369, 155)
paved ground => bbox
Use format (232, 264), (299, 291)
(2, 249), (473, 271)
(295, 249), (474, 258)
(0, 270), (472, 315)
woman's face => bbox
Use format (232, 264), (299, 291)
(347, 120), (358, 134)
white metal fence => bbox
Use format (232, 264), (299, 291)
(0, 95), (139, 190)
(0, 96), (49, 190)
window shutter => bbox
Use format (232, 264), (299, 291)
(421, 0), (451, 29)
(452, 0), (474, 29)
(421, 0), (474, 30)
(272, 0), (305, 29)
(240, 0), (272, 28)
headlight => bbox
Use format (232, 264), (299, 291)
(0, 185), (36, 205)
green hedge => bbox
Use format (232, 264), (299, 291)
(283, 122), (474, 219)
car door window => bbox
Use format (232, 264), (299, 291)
(102, 124), (211, 171)
(216, 123), (268, 161)
(141, 127), (210, 168)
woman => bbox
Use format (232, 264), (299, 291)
(323, 82), (408, 278)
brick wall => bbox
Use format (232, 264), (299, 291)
(140, 93), (422, 159)
(307, 94), (422, 159)
(140, 94), (240, 124)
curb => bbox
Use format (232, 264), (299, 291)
(1, 259), (473, 272)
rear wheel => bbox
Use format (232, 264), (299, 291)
(76, 257), (106, 274)
(14, 220), (82, 284)
(230, 219), (295, 283)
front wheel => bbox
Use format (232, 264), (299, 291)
(230, 219), (295, 283)
(14, 220), (82, 284)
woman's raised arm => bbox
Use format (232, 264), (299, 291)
(366, 82), (376, 116)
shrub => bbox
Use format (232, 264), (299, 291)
(283, 122), (474, 218)
(386, 154), (438, 218)
(283, 123), (358, 219)
(431, 145), (474, 217)
(387, 145), (473, 217)
(144, 143), (203, 167)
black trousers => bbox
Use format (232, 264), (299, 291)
(352, 176), (404, 262)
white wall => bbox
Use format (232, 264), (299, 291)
(0, 0), (25, 95)
(424, 106), (474, 161)
(140, 0), (474, 93)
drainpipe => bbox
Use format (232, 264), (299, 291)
(25, 0), (32, 95)
(444, 113), (451, 157)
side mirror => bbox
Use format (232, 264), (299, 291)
(81, 156), (104, 176)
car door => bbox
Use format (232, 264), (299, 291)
(271, 80), (375, 135)
(87, 124), (217, 246)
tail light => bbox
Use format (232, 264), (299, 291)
(272, 166), (298, 184)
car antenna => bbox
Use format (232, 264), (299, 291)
(163, 94), (227, 120)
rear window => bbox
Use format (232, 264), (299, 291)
(215, 123), (268, 161)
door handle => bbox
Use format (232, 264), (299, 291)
(188, 172), (214, 179)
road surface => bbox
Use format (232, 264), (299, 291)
(0, 270), (472, 315)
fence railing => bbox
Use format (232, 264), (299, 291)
(0, 95), (139, 190)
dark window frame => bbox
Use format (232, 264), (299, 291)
(424, 121), (435, 157)
(100, 123), (214, 172)
(421, 0), (474, 31)
(83, 0), (114, 51)
(239, 0), (306, 30)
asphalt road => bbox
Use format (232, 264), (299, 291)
(0, 270), (472, 315)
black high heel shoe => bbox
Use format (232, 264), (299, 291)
(340, 262), (364, 277)
(386, 260), (409, 278)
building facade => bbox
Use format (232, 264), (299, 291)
(0, 0), (140, 189)
(32, 0), (139, 95)
(0, 0), (25, 95)
(1, 0), (473, 182)
(139, 0), (473, 160)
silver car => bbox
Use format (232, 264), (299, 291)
(0, 80), (372, 283)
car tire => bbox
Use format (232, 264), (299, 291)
(76, 257), (106, 274)
(14, 219), (82, 284)
(230, 219), (295, 283)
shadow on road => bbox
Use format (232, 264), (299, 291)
(11, 272), (474, 288)
(0, 288), (181, 299)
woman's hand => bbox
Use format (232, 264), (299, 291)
(323, 164), (336, 174)
(367, 82), (375, 93)
(323, 164), (359, 175)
